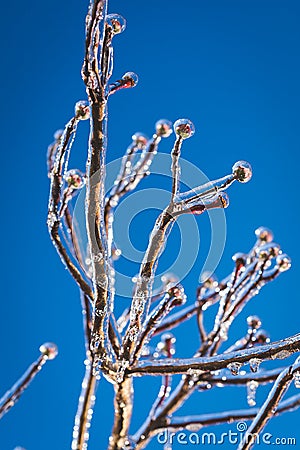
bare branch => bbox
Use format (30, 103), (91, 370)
(72, 360), (98, 450)
(129, 333), (300, 376)
(0, 344), (57, 419)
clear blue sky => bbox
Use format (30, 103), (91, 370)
(0, 0), (299, 449)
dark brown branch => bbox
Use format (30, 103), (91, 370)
(108, 377), (133, 450)
(129, 333), (300, 376)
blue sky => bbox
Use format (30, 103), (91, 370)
(0, 0), (299, 449)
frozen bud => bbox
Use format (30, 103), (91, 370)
(39, 342), (58, 360)
(53, 129), (63, 141)
(173, 118), (195, 139)
(276, 253), (291, 272)
(122, 72), (139, 87)
(255, 226), (274, 243)
(64, 169), (86, 190)
(232, 160), (252, 183)
(157, 333), (176, 356)
(106, 14), (126, 34)
(161, 273), (179, 287)
(155, 119), (173, 138)
(232, 252), (247, 267)
(247, 315), (262, 330)
(132, 132), (148, 147)
(75, 100), (90, 120)
(112, 246), (122, 261)
(162, 333), (176, 349)
(257, 243), (281, 260)
(255, 329), (270, 345)
(200, 272), (218, 289)
(168, 284), (186, 306)
(131, 274), (139, 283)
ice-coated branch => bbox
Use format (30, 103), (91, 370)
(0, 344), (57, 420)
(132, 285), (186, 363)
(72, 358), (98, 450)
(108, 377), (133, 450)
(166, 390), (300, 432)
(129, 332), (300, 376)
(41, 1), (300, 449)
(238, 356), (300, 450)
(47, 115), (93, 300)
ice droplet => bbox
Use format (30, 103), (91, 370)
(247, 315), (262, 331)
(232, 160), (252, 183)
(155, 119), (173, 138)
(249, 358), (262, 373)
(276, 254), (291, 272)
(227, 362), (243, 376)
(255, 226), (274, 243)
(247, 380), (258, 407)
(293, 371), (300, 389)
(106, 14), (126, 34)
(39, 342), (58, 360)
(64, 169), (86, 190)
(74, 100), (90, 120)
(173, 118), (195, 139)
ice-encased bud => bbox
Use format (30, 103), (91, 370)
(255, 226), (274, 243)
(132, 132), (148, 147)
(75, 100), (90, 120)
(106, 14), (126, 34)
(276, 253), (291, 272)
(39, 342), (58, 360)
(112, 246), (122, 260)
(54, 129), (63, 141)
(161, 272), (179, 287)
(255, 329), (270, 344)
(256, 243), (281, 259)
(232, 252), (247, 267)
(64, 169), (86, 190)
(122, 72), (139, 87)
(155, 119), (173, 138)
(232, 160), (252, 183)
(247, 315), (262, 330)
(173, 119), (195, 139)
(200, 272), (218, 289)
(157, 333), (176, 356)
(168, 284), (186, 306)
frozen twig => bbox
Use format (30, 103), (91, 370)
(0, 344), (57, 420)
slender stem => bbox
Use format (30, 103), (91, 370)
(72, 360), (98, 450)
(0, 354), (48, 419)
(171, 136), (183, 202)
(49, 221), (93, 300)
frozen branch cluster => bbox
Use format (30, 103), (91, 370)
(1, 1), (300, 449)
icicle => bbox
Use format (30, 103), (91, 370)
(249, 358), (262, 373)
(247, 380), (259, 407)
(294, 371), (300, 388)
(227, 362), (243, 376)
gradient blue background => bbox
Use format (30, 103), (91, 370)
(0, 0), (299, 448)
